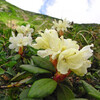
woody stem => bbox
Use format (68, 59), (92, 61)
(53, 70), (72, 82)
(59, 30), (64, 36)
(18, 46), (23, 55)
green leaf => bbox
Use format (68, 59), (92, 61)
(6, 67), (16, 76)
(81, 80), (100, 99)
(95, 85), (100, 89)
(71, 99), (88, 100)
(20, 88), (42, 100)
(22, 98), (42, 100)
(11, 54), (21, 60)
(20, 65), (51, 74)
(17, 77), (32, 85)
(27, 46), (37, 55)
(57, 84), (75, 100)
(5, 61), (17, 68)
(28, 78), (57, 98)
(0, 40), (5, 44)
(26, 76), (37, 84)
(0, 68), (5, 75)
(32, 56), (56, 72)
(0, 96), (12, 100)
(0, 93), (12, 100)
(11, 71), (31, 81)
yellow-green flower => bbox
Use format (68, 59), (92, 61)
(33, 29), (79, 60)
(57, 44), (93, 76)
(32, 29), (58, 50)
(38, 37), (79, 60)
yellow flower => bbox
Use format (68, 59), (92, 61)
(57, 44), (93, 76)
(33, 29), (79, 60)
(32, 29), (58, 49)
(37, 37), (79, 60)
(32, 29), (61, 59)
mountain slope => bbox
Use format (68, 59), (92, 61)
(0, 0), (56, 31)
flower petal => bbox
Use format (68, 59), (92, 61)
(64, 38), (79, 50)
(57, 58), (69, 74)
(57, 48), (84, 74)
(37, 49), (53, 58)
(71, 60), (91, 76)
(80, 44), (94, 59)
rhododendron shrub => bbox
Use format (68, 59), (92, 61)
(2, 20), (99, 100)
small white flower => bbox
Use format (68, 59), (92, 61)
(52, 19), (71, 32)
(9, 32), (32, 52)
(57, 44), (94, 76)
(16, 24), (34, 36)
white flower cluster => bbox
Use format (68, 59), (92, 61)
(9, 24), (33, 52)
(32, 19), (94, 76)
(52, 19), (71, 32)
(16, 24), (34, 36)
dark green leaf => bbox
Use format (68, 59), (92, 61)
(0, 95), (12, 100)
(57, 84), (75, 100)
(5, 61), (17, 68)
(27, 46), (37, 55)
(26, 77), (35, 84)
(11, 71), (31, 81)
(32, 56), (56, 72)
(81, 80), (100, 99)
(95, 85), (100, 89)
(17, 77), (32, 85)
(6, 67), (16, 76)
(0, 68), (5, 75)
(28, 78), (57, 98)
(0, 40), (5, 44)
(11, 54), (21, 60)
(20, 65), (51, 74)
(71, 98), (88, 100)
(20, 88), (30, 100)
(20, 88), (42, 100)
(22, 98), (42, 100)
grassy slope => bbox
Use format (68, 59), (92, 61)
(0, 0), (100, 99)
(0, 0), (55, 31)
